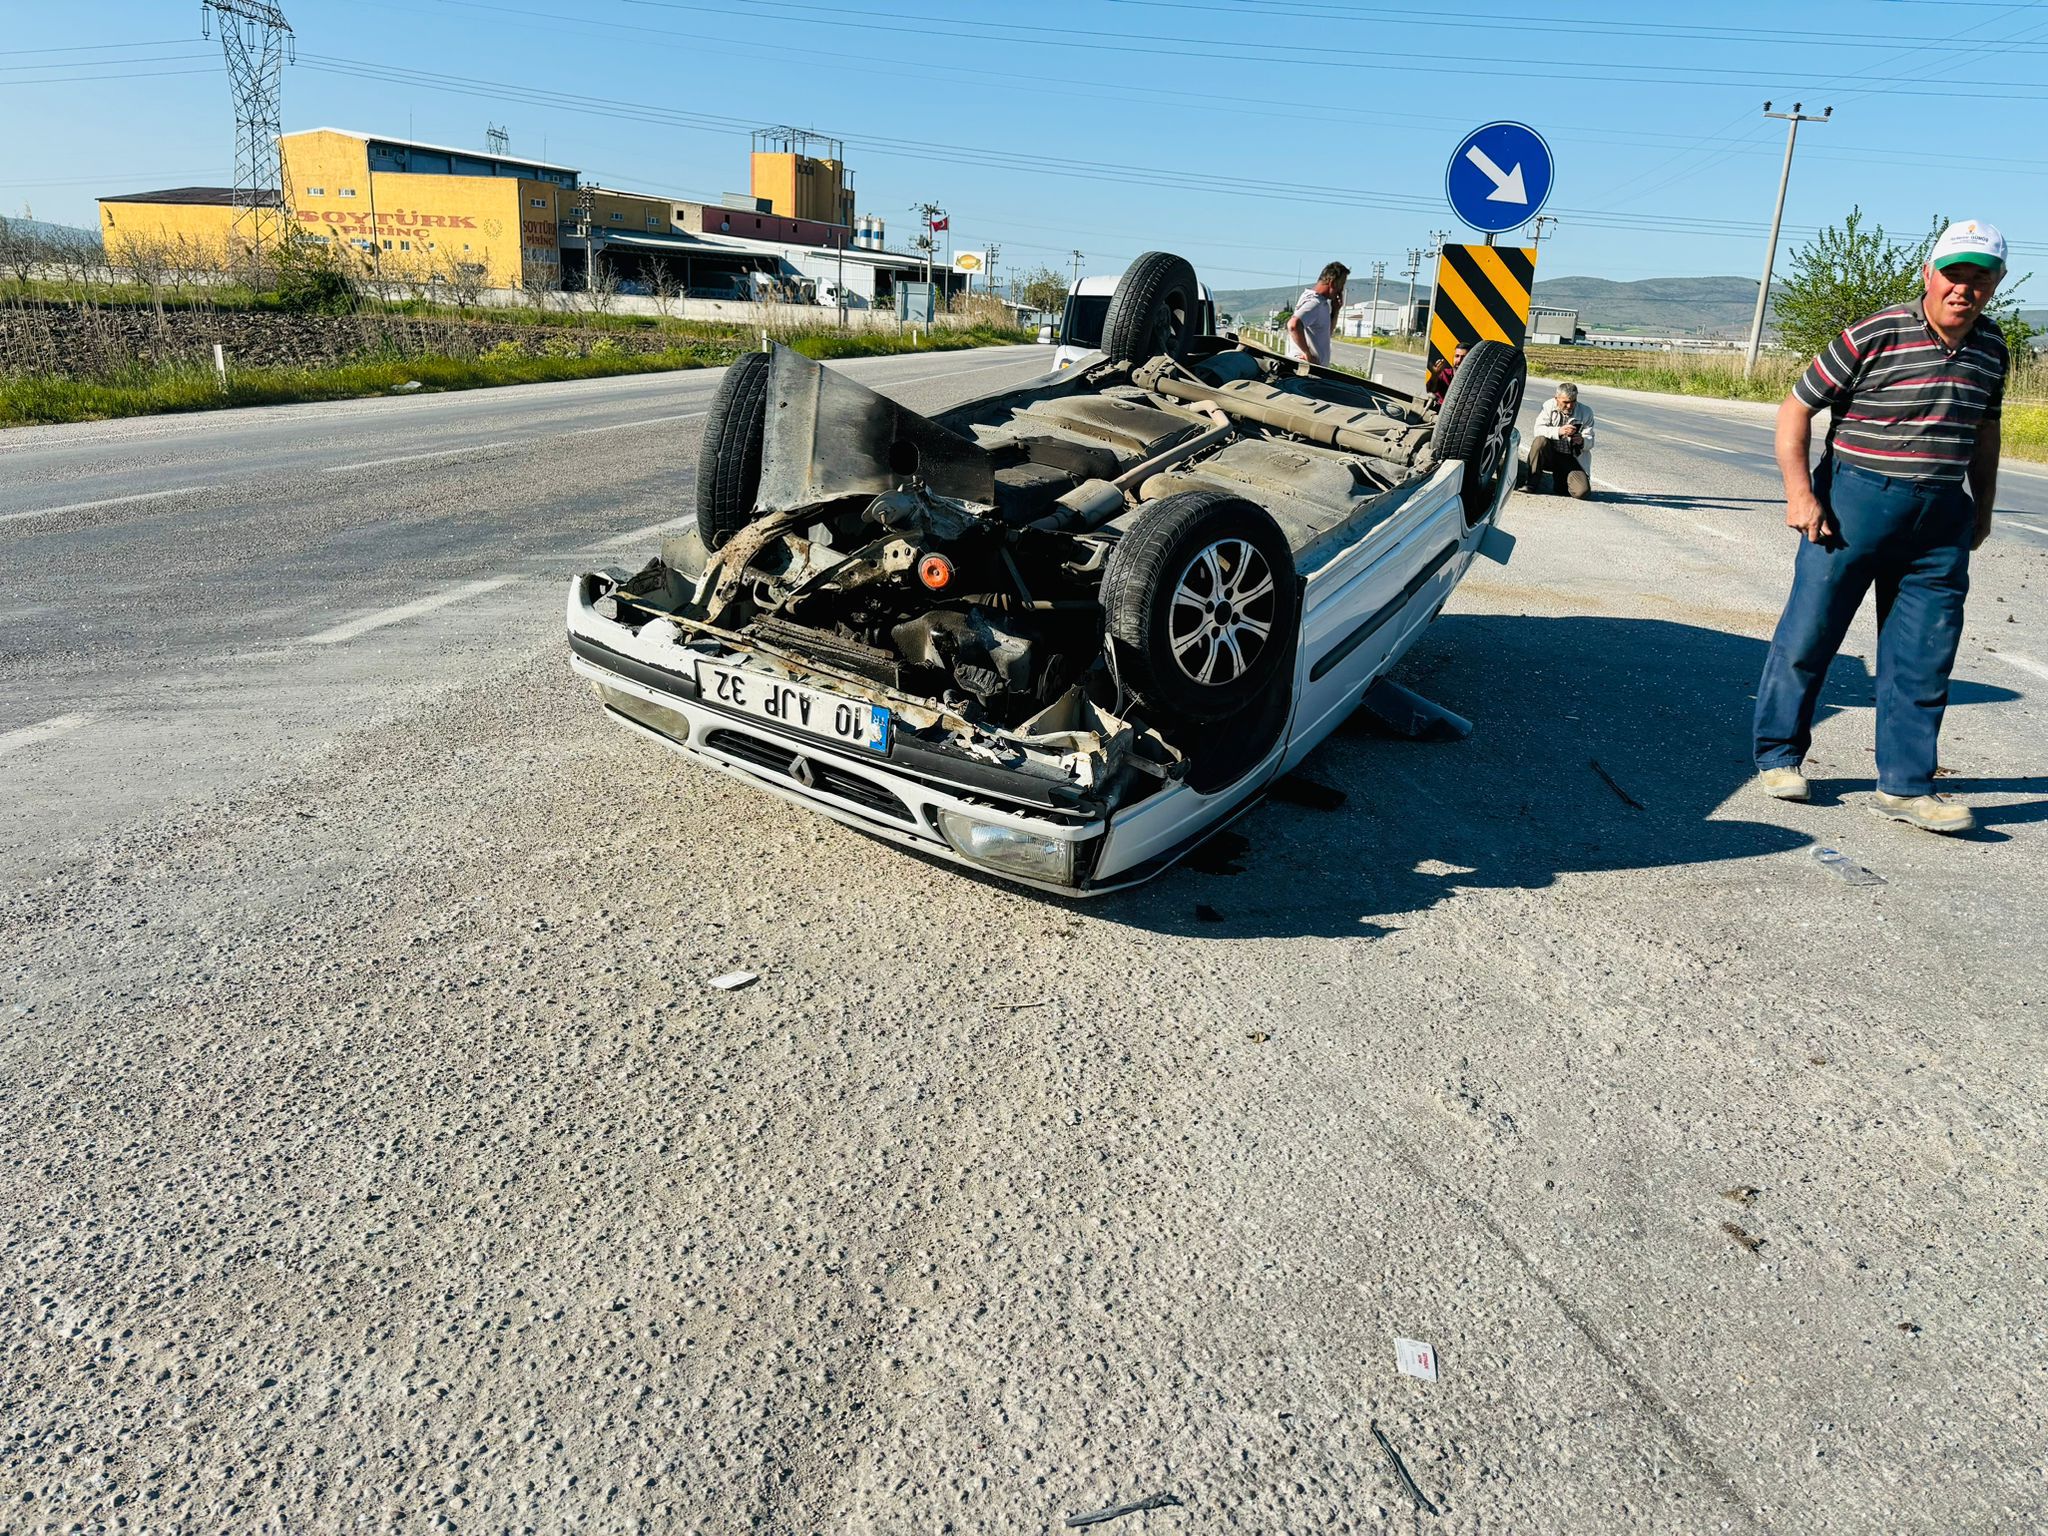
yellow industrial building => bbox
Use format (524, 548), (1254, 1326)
(101, 128), (580, 288)
(98, 124), (900, 302)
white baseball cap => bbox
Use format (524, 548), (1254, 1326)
(1930, 219), (2007, 274)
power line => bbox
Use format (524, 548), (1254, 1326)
(1107, 0), (2048, 52)
(376, 0), (2048, 181)
(608, 0), (2048, 96)
(270, 49), (2046, 267)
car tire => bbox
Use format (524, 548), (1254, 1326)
(1100, 251), (1202, 365)
(696, 349), (771, 549)
(1429, 339), (1528, 524)
(1103, 490), (1300, 723)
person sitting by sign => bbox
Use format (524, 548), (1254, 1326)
(1424, 344), (1467, 407)
(1523, 382), (1594, 497)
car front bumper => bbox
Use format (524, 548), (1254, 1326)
(565, 575), (1241, 894)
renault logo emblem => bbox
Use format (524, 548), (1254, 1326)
(788, 755), (815, 788)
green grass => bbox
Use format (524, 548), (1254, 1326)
(1523, 344), (2048, 463)
(0, 325), (1030, 428)
(2003, 403), (2048, 465)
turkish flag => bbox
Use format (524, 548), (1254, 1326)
(930, 215), (950, 232)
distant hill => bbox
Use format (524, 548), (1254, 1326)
(1208, 283), (1314, 323)
(1210, 273), (1765, 337)
(0, 215), (100, 248)
(1531, 275), (1759, 337)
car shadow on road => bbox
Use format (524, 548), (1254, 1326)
(1099, 613), (2024, 939)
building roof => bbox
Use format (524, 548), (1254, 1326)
(100, 186), (281, 207)
(290, 127), (581, 176)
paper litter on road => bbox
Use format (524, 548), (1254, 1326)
(1394, 1337), (1439, 1381)
(708, 971), (758, 991)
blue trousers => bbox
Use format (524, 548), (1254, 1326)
(1753, 458), (1974, 797)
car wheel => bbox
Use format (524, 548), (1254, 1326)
(1100, 251), (1202, 365)
(1103, 490), (1300, 723)
(695, 350), (771, 549)
(1429, 339), (1528, 524)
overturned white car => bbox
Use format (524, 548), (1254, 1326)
(567, 252), (1524, 893)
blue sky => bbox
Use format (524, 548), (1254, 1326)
(4, 0), (2044, 297)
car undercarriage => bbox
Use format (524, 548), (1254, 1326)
(569, 251), (1525, 888)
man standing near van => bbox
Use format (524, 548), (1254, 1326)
(1752, 220), (2010, 833)
(1286, 262), (1349, 366)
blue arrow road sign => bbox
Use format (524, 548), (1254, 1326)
(1445, 121), (1554, 235)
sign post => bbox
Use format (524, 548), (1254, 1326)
(1444, 121), (1555, 240)
(1426, 121), (1553, 374)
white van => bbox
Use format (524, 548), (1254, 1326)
(1052, 272), (1218, 371)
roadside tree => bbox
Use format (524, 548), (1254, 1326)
(1013, 264), (1068, 316)
(648, 259), (681, 320)
(581, 257), (620, 322)
(433, 246), (490, 314)
(0, 214), (51, 290)
(1778, 208), (2034, 359)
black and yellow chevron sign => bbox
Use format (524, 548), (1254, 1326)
(1426, 243), (1537, 372)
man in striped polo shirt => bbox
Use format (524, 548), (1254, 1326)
(1752, 219), (2009, 833)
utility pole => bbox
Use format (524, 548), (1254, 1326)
(1367, 259), (1385, 351)
(1070, 248), (1086, 294)
(1401, 248), (1420, 336)
(910, 201), (945, 321)
(1529, 215), (1558, 245)
(201, 0), (295, 260)
(575, 183), (594, 292)
(985, 242), (1001, 300)
(1425, 230), (1450, 336)
(1744, 100), (1831, 377)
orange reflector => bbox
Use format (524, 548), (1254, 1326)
(917, 553), (955, 591)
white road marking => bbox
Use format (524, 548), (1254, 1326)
(1689, 521), (1740, 543)
(0, 485), (218, 525)
(299, 576), (521, 646)
(1992, 651), (2048, 683)
(582, 517), (692, 553)
(320, 440), (518, 474)
(1663, 433), (1743, 456)
(0, 713), (91, 758)
(1591, 474), (1634, 495)
(882, 354), (1054, 388)
(569, 410), (707, 436)
(2004, 515), (2048, 535)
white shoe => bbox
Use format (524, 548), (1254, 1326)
(1757, 768), (1809, 802)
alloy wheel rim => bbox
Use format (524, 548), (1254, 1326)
(1478, 376), (1523, 493)
(1169, 537), (1276, 686)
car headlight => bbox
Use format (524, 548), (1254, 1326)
(936, 810), (1077, 885)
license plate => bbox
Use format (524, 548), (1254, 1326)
(694, 659), (890, 753)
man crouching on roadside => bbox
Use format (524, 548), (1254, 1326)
(1752, 220), (2009, 833)
(1523, 381), (1594, 496)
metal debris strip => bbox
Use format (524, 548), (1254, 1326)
(1588, 758), (1645, 810)
(1065, 1491), (1184, 1527)
(1812, 847), (1885, 887)
(708, 971), (759, 991)
(1370, 1421), (1442, 1517)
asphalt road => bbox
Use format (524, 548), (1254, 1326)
(3, 346), (2043, 1532)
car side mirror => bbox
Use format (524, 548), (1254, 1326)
(1036, 324), (1053, 344)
